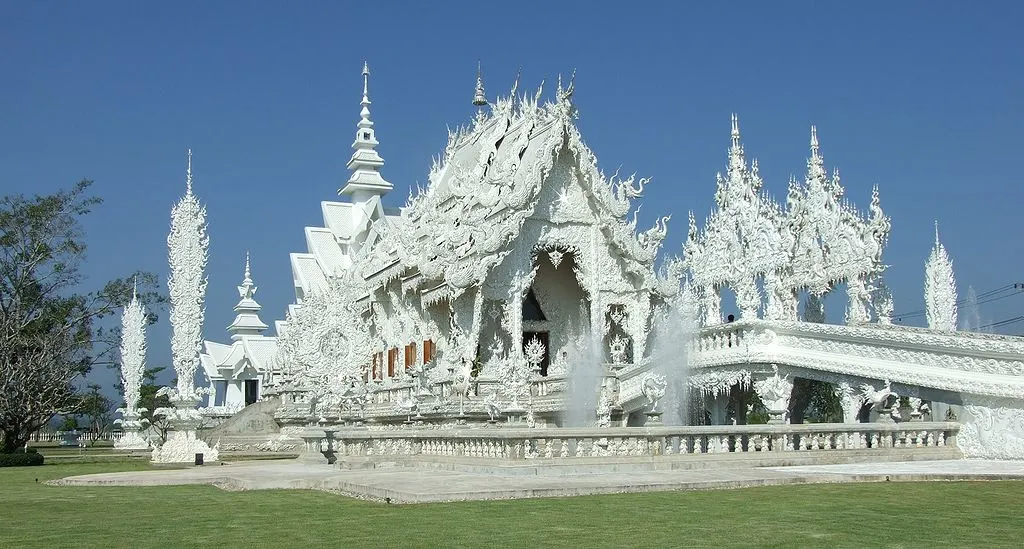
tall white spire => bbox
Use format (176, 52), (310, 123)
(114, 282), (150, 450)
(228, 251), (268, 340)
(925, 221), (958, 331)
(473, 60), (487, 107)
(167, 148), (209, 401)
(339, 61), (392, 200)
(185, 148), (193, 195)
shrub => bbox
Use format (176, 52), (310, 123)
(0, 452), (45, 467)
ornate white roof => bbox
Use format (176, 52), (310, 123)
(350, 78), (669, 297)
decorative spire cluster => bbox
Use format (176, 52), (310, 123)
(340, 61), (392, 199)
(228, 251), (269, 340)
(925, 221), (958, 331)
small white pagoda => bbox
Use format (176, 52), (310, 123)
(200, 253), (275, 412)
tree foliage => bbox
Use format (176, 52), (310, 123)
(0, 180), (163, 452)
(77, 383), (114, 446)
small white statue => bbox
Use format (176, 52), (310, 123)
(641, 373), (668, 411)
(483, 390), (501, 422)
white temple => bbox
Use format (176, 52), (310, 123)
(190, 63), (1024, 460)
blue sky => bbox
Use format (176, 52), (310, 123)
(3, 2), (1023, 395)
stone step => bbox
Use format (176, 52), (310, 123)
(334, 446), (961, 476)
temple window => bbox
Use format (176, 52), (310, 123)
(423, 339), (435, 363)
(387, 348), (398, 377)
(405, 343), (417, 370)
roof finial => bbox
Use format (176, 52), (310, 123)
(934, 220), (940, 245)
(340, 61), (392, 197)
(473, 60), (487, 107)
(511, 66), (522, 99)
(244, 250), (252, 284)
(185, 148), (193, 194)
(810, 125), (820, 158)
(730, 114), (740, 149)
(360, 61), (371, 123)
(131, 274), (138, 301)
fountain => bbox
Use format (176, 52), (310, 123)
(563, 326), (605, 427)
(961, 285), (981, 332)
(648, 285), (698, 425)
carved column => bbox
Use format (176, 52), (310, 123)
(734, 276), (761, 320)
(804, 293), (825, 323)
(846, 275), (871, 325)
(834, 382), (862, 423)
(702, 285), (722, 326)
(628, 295), (650, 362)
(763, 274), (783, 321)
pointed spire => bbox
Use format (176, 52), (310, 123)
(185, 148), (193, 194)
(730, 113), (740, 149)
(131, 275), (138, 302)
(340, 61), (392, 199)
(807, 125), (827, 185)
(925, 220), (958, 332)
(472, 60), (488, 107)
(243, 250), (252, 286)
(511, 66), (522, 99)
(228, 252), (267, 340)
(360, 61), (371, 125)
(727, 114), (745, 173)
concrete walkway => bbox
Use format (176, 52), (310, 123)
(49, 459), (1024, 504)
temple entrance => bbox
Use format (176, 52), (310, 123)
(523, 331), (550, 376)
(524, 250), (590, 377)
(244, 379), (259, 406)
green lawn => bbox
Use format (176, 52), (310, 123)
(1, 462), (1021, 548)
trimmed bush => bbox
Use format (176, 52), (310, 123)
(0, 452), (45, 467)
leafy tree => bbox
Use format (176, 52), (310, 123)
(77, 383), (114, 446)
(0, 181), (163, 453)
(58, 415), (79, 432)
(137, 366), (172, 442)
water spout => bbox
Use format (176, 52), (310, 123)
(649, 285), (698, 425)
(563, 325), (605, 427)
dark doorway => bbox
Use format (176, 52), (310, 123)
(244, 379), (259, 406)
(522, 289), (547, 321)
(523, 331), (550, 376)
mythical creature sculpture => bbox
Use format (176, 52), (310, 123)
(641, 373), (668, 412)
(753, 366), (792, 414)
(483, 390), (501, 422)
(860, 379), (900, 421)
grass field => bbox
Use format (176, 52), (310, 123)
(1, 461), (1021, 548)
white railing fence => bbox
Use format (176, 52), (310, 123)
(307, 422), (959, 461)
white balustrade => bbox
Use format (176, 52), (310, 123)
(324, 422), (958, 460)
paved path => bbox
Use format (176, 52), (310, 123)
(49, 459), (1024, 503)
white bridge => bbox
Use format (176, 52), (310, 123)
(617, 320), (1024, 459)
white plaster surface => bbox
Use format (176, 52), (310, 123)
(49, 459), (1024, 504)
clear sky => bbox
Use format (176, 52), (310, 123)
(3, 1), (1023, 396)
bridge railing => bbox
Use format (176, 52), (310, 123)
(318, 421), (959, 460)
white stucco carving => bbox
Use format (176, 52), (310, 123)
(115, 282), (150, 450)
(924, 222), (958, 332)
(183, 64), (1024, 458)
(153, 150), (218, 463)
(166, 150), (209, 403)
(959, 397), (1024, 459)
